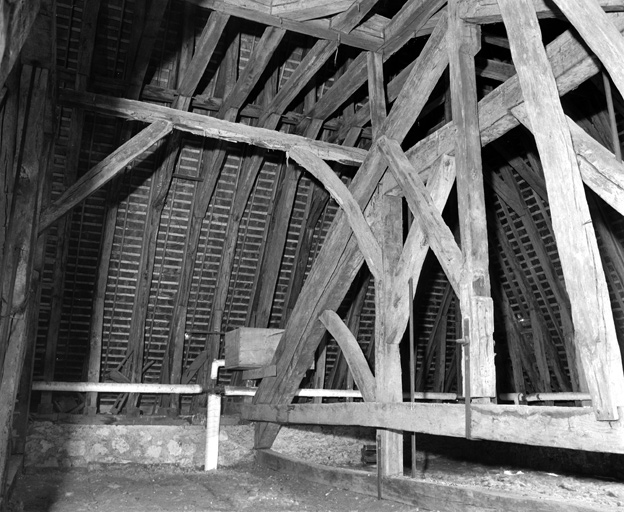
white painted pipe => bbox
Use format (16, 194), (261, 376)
(205, 359), (225, 472)
(499, 392), (592, 403)
(32, 381), (204, 394)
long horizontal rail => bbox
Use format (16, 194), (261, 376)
(499, 392), (592, 403)
(31, 381), (205, 394)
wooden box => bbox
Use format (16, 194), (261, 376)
(224, 328), (284, 369)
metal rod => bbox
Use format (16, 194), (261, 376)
(603, 71), (622, 162)
(408, 277), (417, 478)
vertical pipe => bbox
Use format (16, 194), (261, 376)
(408, 277), (417, 477)
(376, 433), (382, 499)
(205, 359), (225, 471)
(603, 71), (622, 162)
(205, 393), (221, 471)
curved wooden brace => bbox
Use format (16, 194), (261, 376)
(288, 146), (383, 280)
(319, 310), (376, 402)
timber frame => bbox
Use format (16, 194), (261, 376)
(4, 0), (624, 502)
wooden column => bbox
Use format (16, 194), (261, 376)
(498, 0), (624, 420)
(0, 64), (50, 504)
(372, 175), (404, 476)
(448, 0), (496, 399)
(252, 11), (450, 450)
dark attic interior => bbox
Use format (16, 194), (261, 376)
(4, 0), (624, 510)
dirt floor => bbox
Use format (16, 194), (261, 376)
(10, 462), (418, 512)
(10, 422), (624, 511)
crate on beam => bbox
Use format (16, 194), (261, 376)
(224, 328), (284, 370)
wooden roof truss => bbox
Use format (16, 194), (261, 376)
(3, 0), (624, 488)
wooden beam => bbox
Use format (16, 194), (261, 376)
(241, 2), (380, 330)
(371, 173), (404, 477)
(382, 0), (446, 54)
(305, 2), (447, 123)
(174, 25), (287, 408)
(550, 0), (624, 110)
(567, 114), (624, 216)
(0, 65), (49, 501)
(59, 90), (367, 166)
(319, 310), (375, 402)
(498, 0), (624, 420)
(366, 51), (386, 140)
(258, 0), (379, 125)
(270, 0), (354, 21)
(385, 155), (456, 348)
(289, 147), (382, 279)
(326, 273), (371, 390)
(448, 0), (495, 399)
(0, 0), (42, 89)
(280, 182), (329, 325)
(124, 0), (170, 99)
(475, 58), (516, 82)
(85, 0), (172, 415)
(461, 0), (624, 24)
(185, 0), (384, 51)
(416, 283), (454, 392)
(242, 401), (624, 453)
(177, 12), (231, 98)
(404, 14), (624, 184)
(378, 136), (463, 294)
(38, 120), (173, 232)
(219, 26), (285, 114)
(253, 13), (451, 450)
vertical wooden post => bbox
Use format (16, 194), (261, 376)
(312, 335), (327, 405)
(448, 0), (496, 400)
(372, 175), (403, 477)
(0, 64), (49, 504)
(499, 0), (624, 420)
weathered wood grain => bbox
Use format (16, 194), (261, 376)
(499, 0), (624, 420)
(461, 0), (624, 24)
(289, 147), (382, 279)
(319, 310), (375, 402)
(379, 136), (463, 294)
(39, 120), (173, 232)
(60, 90), (367, 165)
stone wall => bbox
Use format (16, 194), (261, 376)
(26, 422), (207, 468)
(24, 419), (371, 469)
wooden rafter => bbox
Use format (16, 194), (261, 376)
(252, 11), (450, 451)
(237, 1), (379, 331)
(498, 0), (624, 420)
(85, 0), (173, 414)
(0, 0), (42, 89)
(305, 1), (446, 123)
(404, 15), (624, 181)
(461, 0), (624, 24)
(185, 0), (384, 50)
(39, 121), (174, 232)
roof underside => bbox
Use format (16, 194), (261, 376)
(18, 0), (624, 411)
